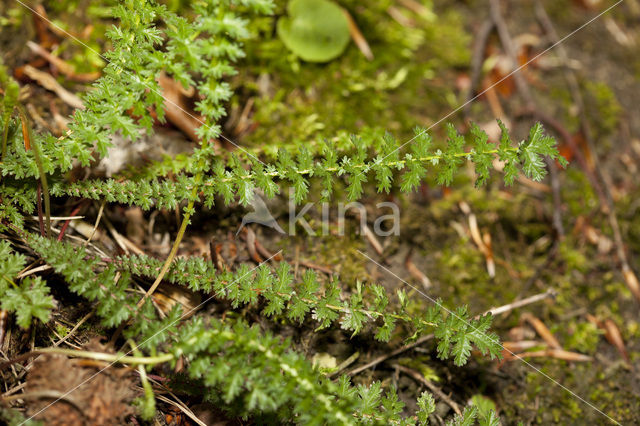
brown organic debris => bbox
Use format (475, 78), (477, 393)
(26, 41), (101, 82)
(22, 65), (84, 110)
(511, 348), (592, 362)
(586, 314), (630, 364)
(404, 250), (432, 290)
(157, 72), (204, 143)
(23, 340), (136, 425)
(521, 312), (562, 350)
(342, 9), (373, 60)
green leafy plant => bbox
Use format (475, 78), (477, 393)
(0, 0), (568, 423)
(0, 240), (54, 329)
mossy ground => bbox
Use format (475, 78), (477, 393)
(223, 0), (640, 423)
(1, 0), (639, 424)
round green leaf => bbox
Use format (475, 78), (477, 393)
(277, 0), (350, 63)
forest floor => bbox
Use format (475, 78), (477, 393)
(1, 0), (640, 425)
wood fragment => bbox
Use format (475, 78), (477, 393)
(124, 207), (146, 246)
(328, 352), (360, 378)
(52, 312), (92, 348)
(102, 213), (144, 255)
(152, 283), (201, 319)
(622, 265), (640, 303)
(603, 16), (635, 46)
(16, 264), (52, 279)
(348, 334), (434, 376)
(26, 103), (54, 133)
(231, 97), (255, 136)
(459, 202), (496, 277)
(482, 231), (495, 278)
(31, 4), (56, 47)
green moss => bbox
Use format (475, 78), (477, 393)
(583, 80), (622, 139)
(562, 321), (603, 354)
(237, 0), (470, 149)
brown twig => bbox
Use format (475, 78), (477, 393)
(489, 0), (534, 107)
(298, 260), (333, 275)
(347, 333), (435, 377)
(482, 289), (556, 318)
(393, 364), (462, 416)
(57, 202), (84, 241)
(546, 157), (565, 238)
(464, 19), (495, 121)
(0, 310), (8, 350)
(36, 182), (45, 237)
(26, 41), (100, 82)
(404, 249), (432, 290)
(254, 238), (283, 262)
(362, 224), (384, 256)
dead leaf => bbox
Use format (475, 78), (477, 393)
(513, 348), (592, 362)
(588, 314), (630, 364)
(124, 207), (146, 246)
(622, 264), (640, 303)
(25, 340), (135, 425)
(342, 9), (373, 60)
(521, 312), (562, 350)
(23, 65), (84, 109)
(27, 41), (100, 82)
(602, 319), (630, 363)
(153, 282), (201, 319)
(502, 340), (545, 352)
(405, 250), (432, 290)
(157, 72), (203, 142)
(363, 224), (383, 255)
